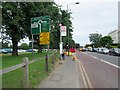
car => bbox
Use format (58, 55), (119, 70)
(79, 48), (86, 52)
(101, 48), (109, 54)
(18, 49), (26, 53)
(3, 48), (13, 53)
(26, 49), (36, 52)
(92, 48), (98, 52)
(98, 48), (103, 53)
(109, 48), (120, 56)
(0, 49), (8, 54)
(79, 48), (83, 51)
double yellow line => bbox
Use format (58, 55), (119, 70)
(76, 59), (93, 89)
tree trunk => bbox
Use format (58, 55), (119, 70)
(12, 38), (18, 56)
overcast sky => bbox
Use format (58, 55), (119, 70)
(54, 0), (119, 46)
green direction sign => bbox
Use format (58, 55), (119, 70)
(31, 16), (50, 35)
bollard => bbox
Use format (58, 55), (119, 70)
(45, 54), (49, 72)
(23, 57), (29, 88)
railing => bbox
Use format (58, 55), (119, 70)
(0, 51), (58, 88)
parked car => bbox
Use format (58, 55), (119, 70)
(0, 49), (8, 54)
(26, 49), (36, 52)
(101, 48), (109, 54)
(98, 48), (109, 54)
(92, 48), (98, 52)
(18, 49), (26, 53)
(98, 48), (103, 53)
(109, 48), (120, 56)
(3, 48), (13, 53)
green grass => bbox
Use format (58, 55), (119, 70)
(2, 51), (60, 88)
(1, 52), (49, 69)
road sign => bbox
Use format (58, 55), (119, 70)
(31, 16), (50, 34)
(39, 32), (50, 45)
(31, 18), (40, 35)
(60, 26), (67, 36)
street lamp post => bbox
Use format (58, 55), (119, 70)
(67, 2), (79, 56)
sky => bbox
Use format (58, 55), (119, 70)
(54, 0), (119, 46)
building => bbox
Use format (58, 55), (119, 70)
(108, 30), (119, 44)
(118, 30), (120, 44)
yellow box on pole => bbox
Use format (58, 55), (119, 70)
(39, 32), (50, 45)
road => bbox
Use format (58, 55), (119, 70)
(76, 50), (119, 88)
(86, 51), (119, 67)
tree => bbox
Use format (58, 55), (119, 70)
(2, 2), (26, 56)
(100, 36), (113, 48)
(2, 2), (74, 55)
(19, 43), (28, 50)
(75, 43), (80, 48)
(89, 33), (102, 47)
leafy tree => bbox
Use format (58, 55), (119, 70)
(19, 43), (28, 50)
(2, 42), (8, 48)
(75, 43), (80, 48)
(89, 33), (102, 47)
(2, 2), (74, 56)
(2, 2), (26, 56)
(100, 36), (113, 48)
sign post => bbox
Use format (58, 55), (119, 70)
(60, 26), (67, 59)
(31, 16), (50, 60)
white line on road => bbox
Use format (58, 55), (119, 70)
(84, 52), (120, 69)
(99, 59), (120, 69)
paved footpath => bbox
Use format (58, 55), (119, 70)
(38, 56), (84, 88)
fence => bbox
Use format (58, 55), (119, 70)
(0, 51), (58, 88)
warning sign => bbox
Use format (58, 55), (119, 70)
(39, 32), (50, 45)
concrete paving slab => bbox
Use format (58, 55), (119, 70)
(38, 57), (81, 88)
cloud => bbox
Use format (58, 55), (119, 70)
(54, 0), (118, 46)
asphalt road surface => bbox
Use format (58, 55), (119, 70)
(85, 51), (119, 67)
(76, 50), (119, 88)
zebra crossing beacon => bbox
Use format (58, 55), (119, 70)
(31, 16), (50, 60)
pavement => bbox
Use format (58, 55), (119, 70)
(38, 56), (84, 88)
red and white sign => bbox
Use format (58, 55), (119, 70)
(60, 26), (67, 36)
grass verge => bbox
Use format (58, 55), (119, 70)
(1, 51), (53, 69)
(2, 51), (60, 88)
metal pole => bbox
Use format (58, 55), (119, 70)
(32, 34), (34, 60)
(67, 4), (70, 56)
(45, 44), (49, 72)
(60, 25), (63, 59)
(47, 44), (49, 62)
(45, 54), (48, 72)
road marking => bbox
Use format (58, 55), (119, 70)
(81, 62), (93, 88)
(76, 59), (93, 89)
(77, 59), (88, 88)
(99, 59), (120, 69)
(84, 52), (120, 69)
